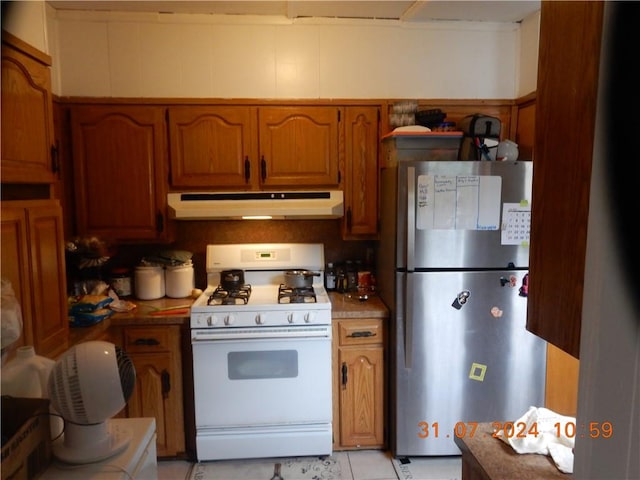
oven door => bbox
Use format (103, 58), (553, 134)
(191, 325), (332, 429)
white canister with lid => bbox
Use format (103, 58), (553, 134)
(165, 262), (194, 298)
(135, 265), (165, 300)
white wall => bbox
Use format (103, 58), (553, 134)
(44, 8), (530, 100)
(2, 1), (49, 53)
(517, 10), (540, 97)
(3, 2), (541, 100)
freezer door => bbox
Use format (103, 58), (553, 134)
(392, 270), (546, 456)
(397, 161), (533, 270)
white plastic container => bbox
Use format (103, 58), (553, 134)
(134, 265), (165, 300)
(1, 345), (63, 437)
(165, 262), (194, 298)
(1, 345), (54, 398)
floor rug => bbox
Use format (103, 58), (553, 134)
(189, 455), (342, 480)
(391, 456), (461, 480)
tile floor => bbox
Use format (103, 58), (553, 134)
(157, 450), (462, 480)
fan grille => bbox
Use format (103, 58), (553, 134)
(50, 347), (89, 423)
(115, 345), (135, 401)
(48, 341), (137, 425)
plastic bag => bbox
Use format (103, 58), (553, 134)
(1, 278), (23, 349)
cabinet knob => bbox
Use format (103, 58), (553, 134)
(261, 156), (267, 181)
(161, 369), (170, 398)
(156, 211), (164, 233)
(50, 144), (60, 174)
(341, 363), (348, 387)
(244, 156), (251, 183)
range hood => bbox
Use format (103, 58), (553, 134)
(167, 191), (344, 220)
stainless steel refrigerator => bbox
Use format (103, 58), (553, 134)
(377, 152), (547, 457)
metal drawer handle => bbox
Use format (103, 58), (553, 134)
(133, 338), (160, 346)
(347, 331), (376, 338)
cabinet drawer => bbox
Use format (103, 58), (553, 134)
(123, 327), (171, 353)
(338, 319), (383, 346)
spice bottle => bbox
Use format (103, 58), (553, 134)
(325, 262), (336, 291)
(110, 267), (132, 298)
(336, 264), (346, 293)
(345, 260), (357, 292)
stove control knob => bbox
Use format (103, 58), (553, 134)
(256, 314), (265, 325)
(224, 314), (235, 326)
(206, 315), (217, 326)
(287, 313), (295, 324)
(304, 312), (316, 323)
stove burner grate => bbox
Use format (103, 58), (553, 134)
(209, 284), (252, 305)
(278, 284), (317, 304)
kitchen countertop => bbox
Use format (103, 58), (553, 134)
(329, 292), (389, 318)
(69, 292), (389, 346)
(454, 422), (572, 480)
(69, 296), (194, 345)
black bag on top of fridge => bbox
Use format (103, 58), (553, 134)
(458, 114), (501, 161)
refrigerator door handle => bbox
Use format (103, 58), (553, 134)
(407, 166), (416, 272)
(404, 273), (414, 368)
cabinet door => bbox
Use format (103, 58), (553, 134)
(126, 352), (176, 457)
(0, 200), (69, 358)
(122, 326), (185, 457)
(258, 106), (341, 187)
(1, 205), (34, 350)
(168, 106), (259, 189)
(527, 2), (604, 358)
(1, 32), (57, 184)
(343, 106), (379, 239)
(27, 202), (69, 358)
(338, 346), (385, 448)
(70, 106), (170, 242)
(514, 95), (536, 161)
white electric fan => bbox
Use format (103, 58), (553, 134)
(47, 340), (136, 464)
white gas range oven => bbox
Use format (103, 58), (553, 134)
(190, 243), (332, 461)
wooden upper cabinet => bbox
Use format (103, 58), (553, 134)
(526, 1), (604, 358)
(1, 31), (57, 184)
(514, 93), (536, 161)
(70, 105), (171, 243)
(168, 105), (341, 190)
(343, 106), (380, 239)
(168, 106), (259, 189)
(257, 106), (341, 188)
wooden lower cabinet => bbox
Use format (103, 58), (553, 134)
(0, 200), (68, 359)
(545, 343), (579, 416)
(116, 325), (186, 458)
(332, 318), (386, 449)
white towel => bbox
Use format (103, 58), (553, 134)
(495, 406), (575, 473)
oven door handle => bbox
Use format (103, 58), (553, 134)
(191, 327), (330, 342)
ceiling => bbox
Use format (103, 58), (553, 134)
(46, 1), (541, 23)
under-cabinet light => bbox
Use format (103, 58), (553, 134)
(242, 215), (274, 220)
